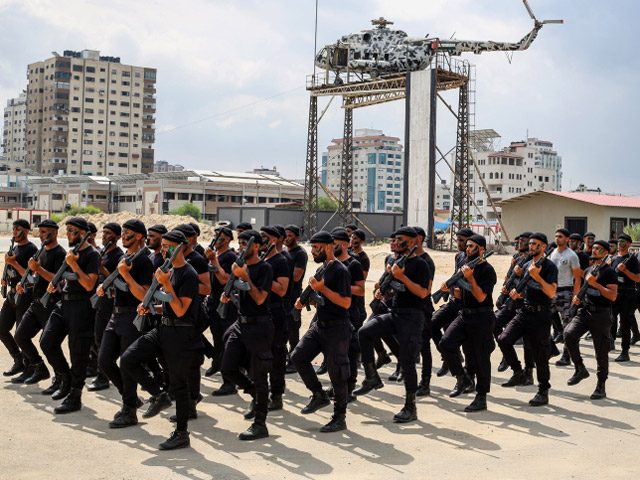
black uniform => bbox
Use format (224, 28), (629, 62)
(418, 252), (435, 383)
(94, 247), (124, 358)
(497, 258), (558, 391)
(286, 245), (308, 350)
(354, 250), (370, 325)
(291, 260), (352, 417)
(150, 250), (164, 271)
(611, 254), (640, 352)
(266, 252), (290, 397)
(342, 256), (364, 385)
(564, 262), (617, 383)
(98, 251), (153, 408)
(121, 262), (200, 432)
(40, 245), (100, 390)
(439, 259), (497, 395)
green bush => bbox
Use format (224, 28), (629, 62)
(623, 223), (640, 241)
(48, 205), (102, 223)
(317, 197), (338, 210)
(168, 202), (202, 221)
(50, 213), (65, 223)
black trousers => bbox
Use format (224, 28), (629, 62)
(15, 300), (54, 364)
(93, 297), (114, 357)
(121, 325), (197, 431)
(40, 298), (94, 389)
(564, 308), (612, 382)
(98, 311), (142, 408)
(439, 311), (495, 394)
(207, 296), (235, 386)
(497, 309), (551, 391)
(614, 290), (636, 351)
(291, 317), (351, 415)
(366, 302), (400, 357)
(269, 304), (288, 395)
(494, 306), (535, 370)
(359, 310), (424, 393)
(221, 320), (274, 416)
(419, 307), (434, 380)
(285, 295), (301, 352)
(0, 290), (32, 358)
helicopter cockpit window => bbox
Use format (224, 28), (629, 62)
(353, 51), (361, 60)
(363, 33), (371, 42)
(333, 47), (348, 67)
(364, 52), (370, 60)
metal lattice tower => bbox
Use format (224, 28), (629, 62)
(303, 95), (319, 239)
(338, 97), (354, 224)
(451, 80), (471, 230)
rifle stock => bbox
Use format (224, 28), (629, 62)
(1, 237), (16, 298)
(296, 260), (334, 313)
(502, 247), (556, 312)
(216, 236), (255, 319)
(568, 254), (609, 318)
(369, 246), (417, 314)
(432, 251), (495, 304)
(90, 246), (148, 309)
(14, 242), (47, 303)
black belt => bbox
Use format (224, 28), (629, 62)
(238, 315), (271, 325)
(584, 305), (611, 313)
(557, 286), (573, 292)
(62, 293), (89, 301)
(317, 318), (349, 328)
(113, 306), (137, 315)
(523, 304), (549, 312)
(161, 316), (194, 327)
(462, 306), (494, 315)
(394, 308), (424, 315)
(618, 286), (637, 291)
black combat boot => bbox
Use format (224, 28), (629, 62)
(614, 350), (630, 362)
(267, 393), (283, 411)
(109, 405), (139, 428)
(159, 429), (190, 450)
(347, 382), (356, 403)
(54, 387), (82, 414)
(211, 380), (237, 396)
(501, 369), (526, 387)
(239, 412), (269, 440)
(170, 398), (197, 422)
(87, 371), (110, 391)
(590, 380), (606, 400)
(3, 353), (24, 377)
(24, 361), (50, 385)
(375, 351), (392, 369)
(320, 413), (347, 432)
(285, 360), (297, 374)
(497, 357), (509, 372)
(42, 374), (60, 395)
(549, 341), (560, 358)
(353, 363), (384, 396)
(416, 376), (431, 397)
(465, 393), (487, 412)
(142, 391), (172, 418)
(463, 374), (476, 393)
(315, 360), (328, 375)
(86, 356), (98, 378)
(528, 389), (549, 406)
(567, 365), (590, 386)
(393, 392), (418, 423)
(51, 372), (71, 400)
(301, 390), (331, 414)
(388, 364), (402, 381)
(555, 350), (571, 366)
(243, 398), (256, 419)
(436, 361), (449, 377)
(524, 368), (534, 386)
(11, 362), (34, 384)
(449, 374), (473, 398)
(204, 358), (218, 377)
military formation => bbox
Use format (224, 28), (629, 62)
(1, 217), (638, 451)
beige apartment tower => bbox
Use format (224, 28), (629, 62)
(25, 49), (156, 176)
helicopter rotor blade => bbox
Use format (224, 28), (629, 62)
(523, 0), (537, 21)
(541, 20), (564, 25)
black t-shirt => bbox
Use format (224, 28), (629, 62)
(114, 252), (154, 307)
(103, 247), (124, 275)
(194, 243), (205, 257)
(454, 252), (467, 271)
(287, 245), (308, 296)
(7, 242), (38, 288)
(461, 259), (496, 308)
(419, 251), (436, 281)
(163, 263), (199, 322)
(237, 260), (273, 317)
(392, 255), (429, 310)
(63, 246), (100, 295)
(611, 254), (640, 288)
(316, 260), (351, 323)
(356, 250), (370, 274)
(521, 258), (558, 306)
(576, 251), (590, 271)
(149, 250), (164, 271)
(343, 256), (365, 320)
(34, 244), (66, 299)
(266, 252), (290, 304)
(584, 263), (617, 307)
(279, 249), (294, 302)
(185, 250), (209, 301)
(211, 249), (237, 296)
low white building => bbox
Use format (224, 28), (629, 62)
(2, 92), (27, 174)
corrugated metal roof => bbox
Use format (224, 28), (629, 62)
(498, 190), (640, 208)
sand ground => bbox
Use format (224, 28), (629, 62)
(0, 244), (639, 480)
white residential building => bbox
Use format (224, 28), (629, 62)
(2, 92), (27, 174)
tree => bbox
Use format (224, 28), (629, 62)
(168, 202), (202, 221)
(623, 224), (640, 241)
(317, 197), (339, 210)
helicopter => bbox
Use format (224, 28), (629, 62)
(314, 0), (562, 82)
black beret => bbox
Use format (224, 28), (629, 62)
(236, 222), (252, 231)
(217, 226), (233, 238)
(38, 219), (58, 230)
(555, 228), (570, 238)
(260, 226), (279, 238)
(273, 224), (286, 238)
(413, 226), (426, 238)
(456, 228), (474, 238)
(389, 231), (396, 239)
(122, 219), (146, 237)
(87, 222), (97, 234)
(468, 234), (486, 248)
(394, 226), (417, 238)
(175, 223), (196, 237)
(148, 224), (168, 235)
(238, 229), (263, 245)
(345, 224), (358, 231)
(514, 235), (520, 241)
(162, 229), (187, 244)
(569, 233), (583, 241)
(618, 233), (632, 243)
(583, 232), (595, 238)
(13, 219), (30, 230)
(530, 232), (548, 244)
(66, 217), (89, 231)
(331, 227), (350, 242)
(351, 229), (366, 241)
(103, 222), (122, 236)
(310, 231), (333, 244)
(188, 222), (201, 235)
(593, 240), (610, 251)
(519, 231), (533, 239)
(609, 238), (618, 244)
(285, 224), (300, 236)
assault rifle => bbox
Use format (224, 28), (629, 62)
(260, 243), (275, 261)
(614, 253), (635, 274)
(133, 242), (185, 331)
(207, 230), (222, 273)
(369, 246), (418, 314)
(295, 260), (335, 313)
(90, 246), (149, 309)
(502, 246), (557, 312)
(216, 236), (254, 319)
(41, 231), (92, 308)
(1, 237), (16, 298)
(568, 254), (610, 319)
(432, 251), (495, 304)
(496, 254), (533, 308)
(14, 242), (47, 303)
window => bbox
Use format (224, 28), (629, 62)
(83, 150), (92, 155)
(72, 65), (82, 72)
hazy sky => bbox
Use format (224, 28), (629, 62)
(1, 0), (638, 194)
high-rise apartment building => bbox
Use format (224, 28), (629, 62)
(25, 49), (156, 176)
(321, 128), (404, 213)
(2, 92), (27, 174)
